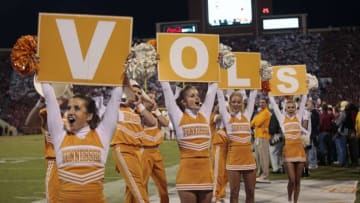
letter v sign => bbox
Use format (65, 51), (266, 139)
(56, 19), (115, 80)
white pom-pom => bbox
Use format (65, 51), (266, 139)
(306, 73), (319, 90)
(219, 43), (235, 69)
(125, 43), (157, 82)
(301, 134), (310, 147)
(260, 60), (273, 81)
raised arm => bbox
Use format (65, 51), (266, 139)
(41, 83), (65, 145)
(200, 82), (218, 119)
(216, 90), (230, 122)
(160, 81), (182, 124)
(97, 87), (123, 146)
(244, 90), (258, 119)
(154, 109), (170, 127)
(138, 103), (158, 127)
(269, 96), (283, 125)
(297, 94), (308, 120)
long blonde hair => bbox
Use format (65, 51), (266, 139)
(285, 99), (296, 114)
(229, 91), (244, 113)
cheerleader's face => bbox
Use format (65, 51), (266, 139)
(182, 88), (201, 112)
(127, 86), (142, 105)
(65, 98), (93, 132)
(230, 95), (243, 113)
(286, 103), (296, 115)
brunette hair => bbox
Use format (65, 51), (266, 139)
(176, 85), (196, 112)
(72, 94), (100, 129)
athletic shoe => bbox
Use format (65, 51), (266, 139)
(256, 176), (271, 183)
(309, 164), (318, 169)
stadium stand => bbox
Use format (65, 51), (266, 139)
(0, 28), (359, 135)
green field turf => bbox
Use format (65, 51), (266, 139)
(0, 135), (359, 203)
(0, 135), (179, 203)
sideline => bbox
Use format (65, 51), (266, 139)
(32, 164), (358, 203)
(106, 164), (178, 203)
(149, 179), (358, 203)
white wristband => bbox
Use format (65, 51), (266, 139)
(154, 109), (162, 117)
(136, 103), (146, 113)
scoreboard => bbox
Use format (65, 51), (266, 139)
(156, 20), (200, 33)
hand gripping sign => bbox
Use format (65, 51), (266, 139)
(157, 33), (220, 82)
(37, 13), (133, 86)
(269, 65), (308, 96)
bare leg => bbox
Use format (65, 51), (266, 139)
(303, 149), (309, 176)
(198, 190), (213, 203)
(242, 169), (256, 203)
(285, 162), (295, 202)
(293, 162), (304, 203)
(178, 190), (197, 203)
(227, 170), (242, 203)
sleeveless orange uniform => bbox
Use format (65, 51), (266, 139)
(57, 130), (107, 203)
(43, 83), (123, 203)
(160, 81), (218, 192)
(176, 112), (214, 191)
(225, 115), (256, 170)
(282, 116), (306, 162)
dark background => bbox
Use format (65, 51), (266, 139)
(0, 0), (359, 48)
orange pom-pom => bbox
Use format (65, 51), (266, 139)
(261, 80), (271, 93)
(147, 39), (157, 49)
(10, 35), (39, 77)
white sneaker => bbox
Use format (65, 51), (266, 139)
(309, 164), (318, 169)
(256, 176), (271, 183)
